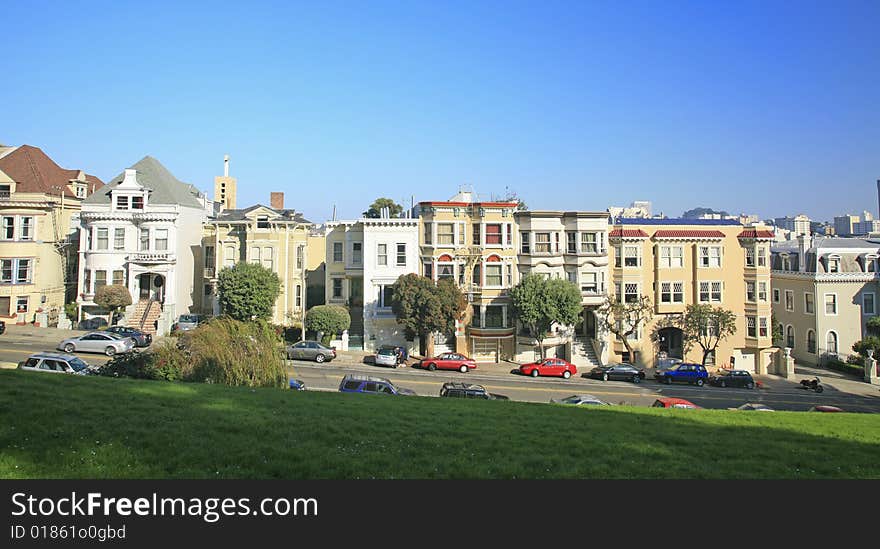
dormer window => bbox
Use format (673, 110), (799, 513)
(131, 196), (144, 209)
(257, 216), (270, 229)
(0, 184), (11, 199)
(864, 255), (878, 273)
(780, 253), (790, 271)
(75, 185), (85, 198)
(116, 195), (129, 210)
(827, 255), (840, 273)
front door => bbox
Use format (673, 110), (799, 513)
(139, 274), (151, 300)
(0, 296), (9, 316)
(658, 327), (684, 359)
(584, 310), (596, 339)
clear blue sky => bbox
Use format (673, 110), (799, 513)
(2, 0), (878, 222)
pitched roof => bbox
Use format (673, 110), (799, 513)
(738, 229), (775, 239)
(214, 204), (311, 224)
(609, 228), (649, 238)
(614, 217), (742, 226)
(653, 229), (725, 239)
(0, 144), (103, 198)
(86, 156), (203, 208)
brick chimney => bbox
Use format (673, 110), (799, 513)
(270, 192), (284, 210)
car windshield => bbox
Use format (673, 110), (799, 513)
(378, 349), (396, 356)
(68, 358), (90, 372)
(179, 315), (199, 323)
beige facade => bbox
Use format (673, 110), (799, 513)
(0, 146), (102, 323)
(608, 220), (774, 372)
(419, 192), (519, 360)
(771, 236), (880, 366)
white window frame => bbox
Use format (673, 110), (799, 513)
(114, 228), (125, 250)
(826, 331), (838, 355)
(804, 292), (814, 315)
(758, 281), (767, 302)
(19, 216), (34, 241)
(699, 245), (722, 268)
(863, 292), (876, 316)
(484, 263), (503, 288)
(396, 243), (406, 267)
(824, 293), (837, 316)
(699, 281), (722, 303)
(377, 244), (387, 266)
(746, 281), (756, 302)
(333, 242), (343, 263)
(623, 245), (641, 268)
(785, 290), (794, 311)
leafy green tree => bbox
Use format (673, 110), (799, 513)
(363, 197), (404, 219)
(681, 304), (738, 367)
(509, 274), (582, 358)
(771, 311), (783, 345)
(390, 274), (464, 355)
(852, 336), (880, 359)
(305, 305), (351, 344)
(94, 284), (132, 324)
(597, 294), (654, 364)
(436, 278), (468, 334)
(866, 316), (880, 337)
(217, 262), (282, 321)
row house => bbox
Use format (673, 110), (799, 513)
(771, 235), (880, 366)
(514, 210), (610, 366)
(324, 215), (420, 351)
(77, 157), (215, 335)
(204, 193), (313, 325)
(0, 145), (103, 322)
(608, 218), (774, 372)
(418, 191), (519, 361)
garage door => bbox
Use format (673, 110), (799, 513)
(472, 338), (499, 362)
(735, 352), (756, 372)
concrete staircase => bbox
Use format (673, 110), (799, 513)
(128, 300), (161, 336)
(571, 337), (602, 369)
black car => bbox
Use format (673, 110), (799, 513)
(709, 369), (756, 389)
(587, 363), (646, 383)
(0, 319), (5, 335)
(439, 382), (509, 400)
(104, 325), (152, 347)
(78, 317), (108, 330)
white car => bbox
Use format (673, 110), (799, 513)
(374, 347), (399, 367)
(18, 353), (97, 375)
(58, 331), (135, 356)
(550, 394), (610, 406)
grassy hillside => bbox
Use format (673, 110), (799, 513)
(1, 370), (878, 479)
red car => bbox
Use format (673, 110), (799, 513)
(652, 397), (702, 409)
(420, 353), (477, 373)
(519, 358), (577, 379)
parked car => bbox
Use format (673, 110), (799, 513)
(338, 374), (415, 396)
(57, 331), (135, 356)
(439, 382), (509, 400)
(18, 353), (96, 375)
(731, 402), (774, 411)
(519, 357), (577, 379)
(374, 347), (401, 367)
(379, 344), (408, 362)
(289, 379), (306, 391)
(587, 363), (646, 383)
(654, 363), (708, 386)
(419, 353), (477, 373)
(651, 397), (702, 409)
(809, 405), (845, 413)
(286, 340), (337, 363)
(656, 356), (682, 372)
(550, 394), (610, 406)
(172, 314), (202, 333)
(104, 325), (152, 347)
(0, 319), (5, 334)
(709, 369), (756, 389)
(78, 317), (108, 330)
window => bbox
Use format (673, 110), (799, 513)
(333, 242), (343, 263)
(1, 259), (32, 284)
(296, 246), (303, 270)
(827, 256), (840, 273)
(262, 247), (274, 271)
(554, 232), (560, 253)
(114, 228), (125, 250)
(423, 262), (433, 279)
(250, 247), (261, 265)
(807, 330), (816, 353)
(485, 264), (502, 287)
(484, 306), (505, 328)
(112, 270), (124, 285)
(567, 232), (577, 254)
(864, 293), (876, 315)
(83, 270), (90, 293)
(1, 216), (13, 240)
(437, 223), (454, 245)
(759, 317), (768, 338)
(785, 290), (794, 311)
(826, 331), (838, 354)
(614, 245), (622, 268)
(520, 232), (530, 254)
(581, 232), (598, 254)
(96, 227), (108, 250)
(485, 224), (502, 245)
(773, 288), (780, 303)
(377, 244), (387, 266)
(224, 246), (235, 268)
(471, 305), (482, 328)
(116, 195), (129, 210)
(378, 285), (394, 308)
(257, 216), (270, 229)
(825, 294), (837, 315)
(660, 281), (683, 303)
(396, 244), (406, 266)
(786, 325), (795, 348)
(699, 281), (722, 303)
(295, 285), (302, 308)
(659, 246), (683, 268)
(437, 263), (454, 281)
(866, 256), (879, 273)
(472, 264), (480, 286)
(757, 247), (767, 267)
(472, 224), (481, 246)
(16, 259), (30, 284)
(94, 270), (107, 290)
(699, 246), (721, 267)
(16, 296), (28, 313)
(19, 217), (33, 240)
(535, 233), (551, 253)
(745, 248), (755, 267)
(0, 259), (11, 283)
(139, 229), (149, 251)
(805, 293), (814, 314)
(624, 245), (640, 267)
(747, 316), (756, 338)
(624, 283), (639, 303)
(350, 242), (362, 265)
(758, 282), (767, 302)
(423, 222), (432, 245)
(155, 229), (168, 251)
(581, 272), (598, 294)
(332, 278), (343, 299)
(506, 224), (512, 246)
(780, 254), (791, 271)
(205, 246), (215, 269)
(746, 281), (756, 302)
(506, 264), (513, 286)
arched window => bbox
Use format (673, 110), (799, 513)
(786, 325), (795, 349)
(807, 330), (816, 354)
(826, 331), (838, 355)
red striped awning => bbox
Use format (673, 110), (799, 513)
(609, 228), (649, 238)
(738, 229), (775, 239)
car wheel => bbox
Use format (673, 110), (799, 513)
(287, 352), (294, 360)
(632, 375), (640, 384)
(427, 362), (437, 371)
(696, 378), (704, 387)
(531, 369), (539, 378)
(602, 373), (609, 382)
(64, 343), (75, 353)
(459, 364), (468, 373)
(720, 380), (727, 388)
(815, 385), (824, 393)
(315, 354), (325, 363)
(563, 370), (571, 379)
(746, 381), (755, 390)
(105, 346), (116, 357)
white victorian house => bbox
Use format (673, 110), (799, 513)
(77, 157), (215, 335)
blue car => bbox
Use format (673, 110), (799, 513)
(338, 374), (415, 396)
(289, 378), (306, 391)
(654, 363), (708, 386)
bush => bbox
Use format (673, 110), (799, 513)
(217, 262), (282, 321)
(305, 305), (350, 341)
(97, 340), (186, 381)
(824, 357), (864, 377)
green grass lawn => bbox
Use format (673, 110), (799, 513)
(1, 369), (879, 479)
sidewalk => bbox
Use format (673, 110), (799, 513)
(788, 362), (880, 398)
(1, 323), (86, 342)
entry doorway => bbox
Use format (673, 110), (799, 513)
(657, 327), (684, 359)
(137, 273), (165, 302)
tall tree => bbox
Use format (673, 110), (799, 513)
(681, 304), (738, 367)
(597, 294), (654, 363)
(390, 273), (461, 355)
(217, 262), (282, 321)
(509, 274), (582, 359)
(363, 197), (404, 219)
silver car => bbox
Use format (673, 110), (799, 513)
(58, 331), (135, 356)
(374, 347), (399, 367)
(550, 394), (611, 406)
(285, 340), (337, 363)
(18, 353), (97, 375)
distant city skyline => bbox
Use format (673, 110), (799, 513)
(2, 1), (878, 223)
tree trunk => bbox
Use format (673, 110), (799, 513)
(418, 333), (427, 357)
(701, 347), (712, 368)
(622, 338), (634, 364)
(538, 339), (545, 360)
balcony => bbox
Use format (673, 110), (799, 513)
(130, 252), (176, 264)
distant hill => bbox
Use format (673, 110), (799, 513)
(682, 207), (729, 219)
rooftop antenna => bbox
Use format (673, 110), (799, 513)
(332, 204), (336, 221)
(223, 154), (229, 177)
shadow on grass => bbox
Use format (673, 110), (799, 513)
(0, 370), (878, 479)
